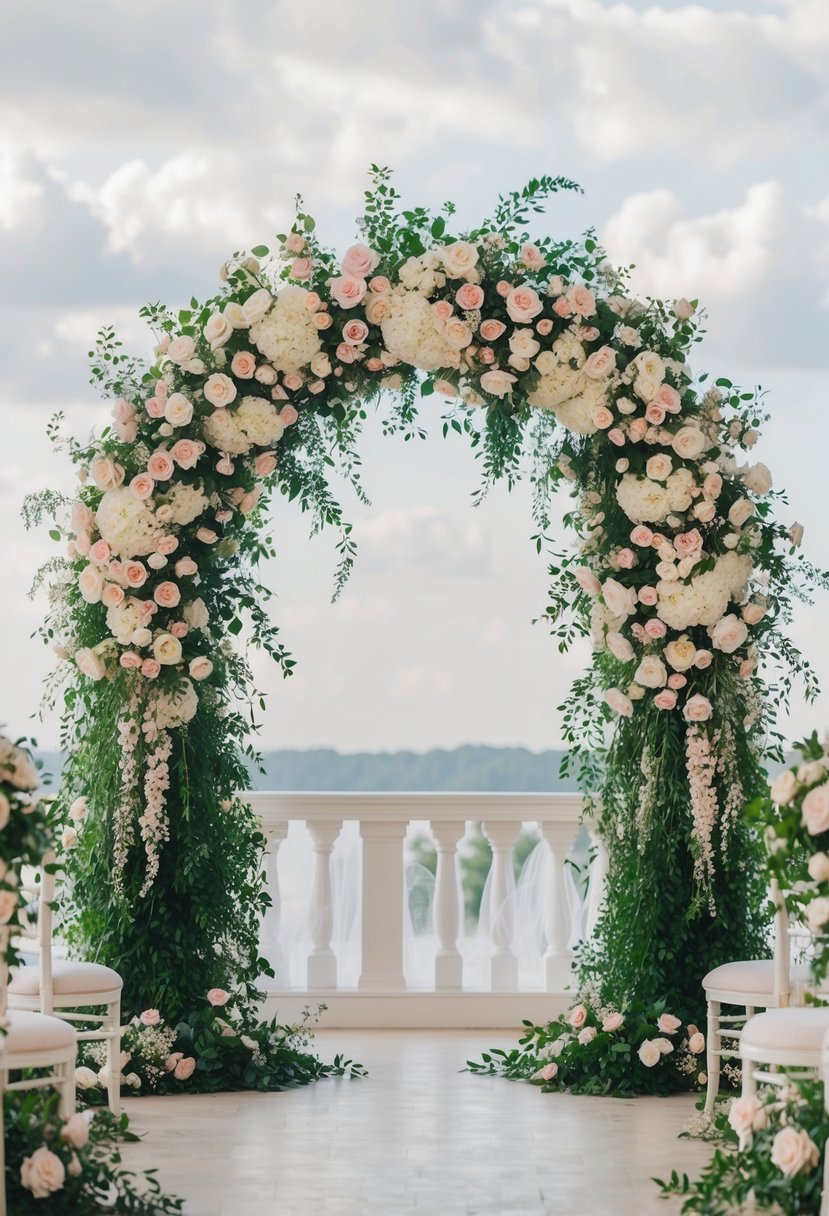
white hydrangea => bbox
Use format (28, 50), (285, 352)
(526, 334), (609, 434)
(249, 285), (321, 372)
(164, 484), (209, 526)
(96, 487), (157, 557)
(153, 679), (199, 729)
(397, 256), (443, 297)
(381, 290), (458, 371)
(203, 397), (284, 455)
(615, 474), (672, 524)
(106, 598), (144, 645)
(657, 553), (753, 630)
(203, 409), (250, 455)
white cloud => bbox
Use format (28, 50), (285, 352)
(358, 507), (495, 578)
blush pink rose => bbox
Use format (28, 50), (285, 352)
(174, 1056), (196, 1081)
(657, 1013), (682, 1034)
(479, 319), (506, 342)
(506, 285), (543, 323)
(496, 280), (512, 297)
(667, 674), (687, 690)
(607, 428), (626, 446)
(114, 416), (138, 442)
(156, 536), (178, 556)
(552, 296), (572, 318)
(342, 319), (369, 345)
(89, 539), (111, 564)
(197, 528), (218, 544)
(313, 312), (333, 330)
(147, 451), (175, 481)
(336, 342), (356, 364)
(124, 562), (148, 588)
(568, 1004), (588, 1029)
(479, 370), (517, 397)
(674, 529), (703, 557)
(432, 300), (454, 322)
(616, 548), (637, 570)
(456, 283), (485, 310)
(628, 418), (648, 442)
(645, 402), (666, 425)
(141, 658), (161, 679)
(645, 619), (667, 639)
(102, 583), (124, 608)
(602, 1012), (625, 1032)
(255, 452), (277, 476)
(653, 384), (681, 413)
(365, 358), (384, 373)
(580, 326), (600, 342)
(593, 407), (614, 429)
(703, 473), (723, 499)
(154, 581), (181, 609)
(368, 275), (390, 294)
(170, 621), (189, 638)
(583, 347), (616, 379)
(536, 318), (554, 336)
(271, 384), (289, 400)
(575, 568), (602, 596)
(630, 526), (654, 547)
(130, 474), (155, 500)
(303, 291), (321, 311)
(638, 586), (658, 606)
(285, 233), (305, 253)
(341, 243), (379, 278)
(171, 439), (201, 469)
(120, 651), (142, 669)
(280, 405), (299, 426)
(654, 689), (678, 711)
(230, 351), (257, 379)
(684, 694), (713, 722)
(175, 557), (198, 578)
(650, 533), (667, 549)
(140, 1009), (162, 1027)
(567, 284), (597, 318)
(283, 373), (303, 391)
(216, 457), (235, 476)
(145, 396), (165, 418)
(291, 257), (313, 280)
(479, 347), (496, 365)
(207, 988), (230, 1006)
(540, 1062), (558, 1082)
(520, 242), (546, 270)
(329, 275), (367, 309)
(204, 373), (237, 409)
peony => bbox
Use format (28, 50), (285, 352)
(771, 1127), (820, 1179)
(21, 1147), (66, 1199)
(802, 784), (829, 836)
(683, 694), (713, 723)
(154, 679), (198, 728)
(189, 656), (214, 681)
(634, 656), (667, 689)
(153, 634), (183, 666)
(638, 1040), (661, 1068)
(616, 474), (672, 524)
(709, 613), (748, 654)
(440, 241), (479, 279)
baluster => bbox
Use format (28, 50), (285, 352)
(306, 820), (342, 990)
(259, 822), (289, 985)
(541, 821), (575, 991)
(431, 821), (465, 990)
(584, 814), (609, 940)
(358, 819), (407, 991)
(482, 821), (518, 991)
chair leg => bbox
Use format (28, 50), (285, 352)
(58, 1059), (75, 1120)
(0, 1077), (6, 1216)
(106, 1000), (121, 1117)
(739, 1057), (758, 1151)
(704, 998), (720, 1114)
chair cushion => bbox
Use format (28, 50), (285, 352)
(741, 1007), (829, 1054)
(8, 959), (122, 997)
(703, 959), (811, 995)
(4, 1010), (77, 1053)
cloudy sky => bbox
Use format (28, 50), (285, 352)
(3, 0), (828, 754)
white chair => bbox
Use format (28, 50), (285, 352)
(0, 926), (78, 1216)
(737, 1006), (829, 1152)
(7, 850), (123, 1114)
(703, 879), (810, 1112)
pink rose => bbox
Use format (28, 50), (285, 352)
(580, 326), (600, 342)
(197, 528), (218, 544)
(365, 358), (384, 373)
(653, 384), (681, 413)
(140, 1008), (162, 1026)
(170, 621), (189, 639)
(368, 275), (390, 294)
(313, 312), (333, 330)
(146, 396), (165, 418)
(329, 275), (367, 309)
(101, 583), (124, 608)
(123, 561), (147, 588)
(341, 243), (379, 278)
(114, 416), (138, 442)
(552, 296), (572, 318)
(432, 299), (454, 322)
(175, 557), (198, 578)
(215, 509), (233, 523)
(456, 283), (485, 311)
(566, 285), (596, 317)
(667, 674), (687, 690)
(605, 688), (634, 717)
(170, 439), (201, 470)
(154, 581), (181, 609)
(291, 257), (313, 280)
(616, 549), (637, 570)
(479, 347), (496, 365)
(207, 988), (230, 1006)
(657, 1013), (682, 1034)
(174, 1056), (196, 1081)
(505, 285), (543, 324)
(674, 529), (703, 557)
(271, 384), (289, 400)
(285, 233), (305, 253)
(255, 452), (277, 476)
(336, 342), (356, 364)
(630, 525), (653, 547)
(283, 373), (303, 392)
(568, 1004), (588, 1029)
(575, 567), (602, 596)
(156, 535), (178, 556)
(520, 243), (546, 270)
(91, 457), (125, 491)
(540, 1062), (558, 1082)
(141, 658), (161, 679)
(189, 656), (214, 681)
(147, 451), (175, 481)
(204, 373), (237, 409)
(536, 318), (554, 336)
(130, 474), (155, 501)
(583, 347), (616, 379)
(280, 405), (299, 426)
(309, 379), (325, 394)
(654, 688), (678, 711)
(703, 474), (723, 499)
(303, 291), (321, 311)
(644, 619), (667, 639)
(802, 785), (829, 835)
(628, 418), (648, 442)
(709, 613), (748, 654)
(342, 319), (369, 345)
(216, 457), (235, 476)
(495, 280), (512, 297)
(607, 428), (626, 446)
(479, 319), (506, 342)
(230, 351), (257, 379)
(683, 694), (713, 722)
(120, 651), (142, 669)
(645, 402), (666, 425)
(638, 586), (658, 606)
(165, 1052), (183, 1072)
(479, 370), (517, 398)
(89, 539), (111, 564)
(602, 1012), (624, 1032)
(593, 407), (614, 429)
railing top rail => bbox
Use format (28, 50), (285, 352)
(245, 790), (586, 826)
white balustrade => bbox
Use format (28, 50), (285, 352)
(584, 814), (610, 941)
(245, 792), (586, 1028)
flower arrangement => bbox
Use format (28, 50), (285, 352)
(0, 735), (52, 973)
(468, 997), (706, 1098)
(74, 990), (364, 1101)
(658, 1079), (827, 1215)
(25, 167), (823, 1067)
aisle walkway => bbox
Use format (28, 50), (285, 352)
(120, 1030), (714, 1216)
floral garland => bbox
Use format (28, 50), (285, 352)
(26, 168), (823, 1048)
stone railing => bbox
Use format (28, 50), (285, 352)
(247, 792), (604, 1028)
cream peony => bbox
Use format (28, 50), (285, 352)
(381, 290), (458, 371)
(95, 488), (157, 558)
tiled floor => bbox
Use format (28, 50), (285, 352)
(119, 1030), (714, 1215)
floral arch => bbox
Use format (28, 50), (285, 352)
(28, 169), (821, 1046)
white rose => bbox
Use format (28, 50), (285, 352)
(204, 373), (237, 408)
(167, 336), (196, 365)
(688, 1032), (705, 1054)
(808, 852), (829, 883)
(709, 613), (748, 654)
(204, 312), (234, 348)
(75, 647), (106, 681)
(742, 463), (773, 495)
(78, 565), (104, 604)
(183, 598), (209, 631)
(770, 1127), (820, 1179)
(645, 454), (672, 482)
(61, 826), (78, 850)
(60, 1113), (90, 1151)
(637, 1040), (661, 1068)
(153, 633), (183, 665)
(440, 241), (479, 279)
(728, 498), (755, 528)
(509, 328), (541, 360)
(189, 657), (214, 681)
(652, 1037), (674, 1056)
(69, 797), (87, 821)
(164, 393), (194, 427)
(664, 637), (696, 671)
(75, 1066), (99, 1090)
(634, 656), (667, 689)
(20, 1147), (66, 1199)
(242, 289), (273, 327)
(671, 427), (707, 460)
(728, 1095), (768, 1137)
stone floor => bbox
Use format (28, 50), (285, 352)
(119, 1030), (715, 1216)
